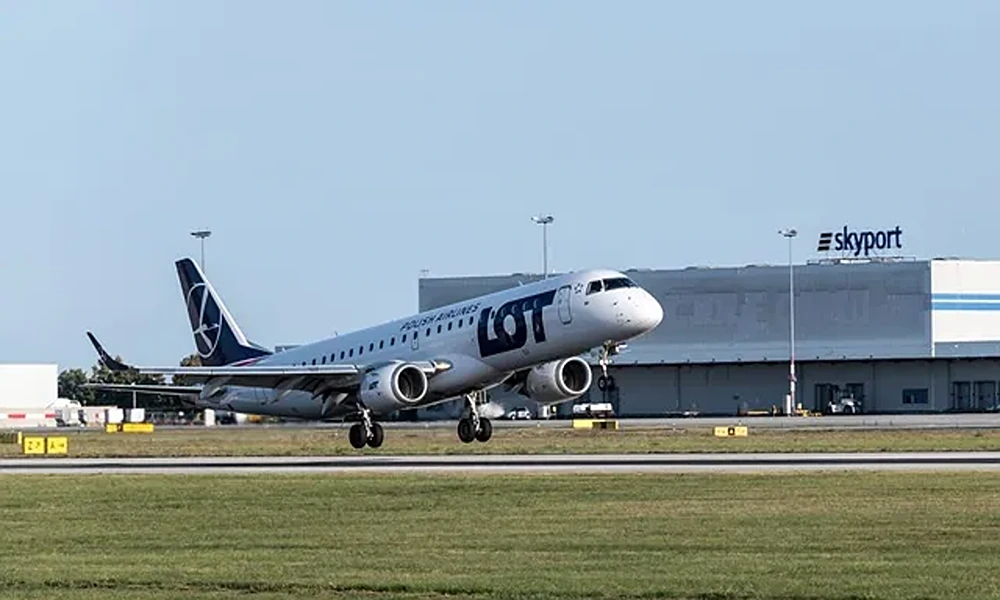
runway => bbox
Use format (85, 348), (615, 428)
(139, 412), (1000, 432)
(3, 452), (1000, 474)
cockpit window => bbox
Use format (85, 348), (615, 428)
(586, 280), (603, 295)
(602, 277), (636, 291)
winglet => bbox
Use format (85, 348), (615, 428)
(86, 331), (134, 372)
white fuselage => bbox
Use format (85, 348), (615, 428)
(198, 268), (663, 419)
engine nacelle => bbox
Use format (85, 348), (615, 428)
(358, 362), (429, 415)
(523, 356), (593, 405)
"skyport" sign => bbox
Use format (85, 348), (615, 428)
(817, 226), (903, 257)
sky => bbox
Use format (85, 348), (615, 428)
(1, 0), (998, 372)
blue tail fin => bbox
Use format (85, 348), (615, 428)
(175, 258), (272, 367)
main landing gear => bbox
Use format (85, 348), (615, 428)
(596, 341), (623, 392)
(348, 406), (384, 449)
(457, 390), (492, 443)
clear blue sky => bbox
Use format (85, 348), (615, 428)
(1, 1), (998, 372)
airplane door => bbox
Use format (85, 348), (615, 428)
(411, 331), (419, 351)
(557, 285), (572, 324)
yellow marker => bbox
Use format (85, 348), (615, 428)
(22, 436), (45, 455)
(105, 423), (120, 433)
(121, 423), (154, 433)
(713, 426), (749, 437)
(45, 437), (68, 455)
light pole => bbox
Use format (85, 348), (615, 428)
(190, 229), (212, 272)
(531, 215), (554, 278)
(778, 228), (797, 415)
(189, 229), (213, 427)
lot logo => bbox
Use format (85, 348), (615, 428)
(186, 282), (222, 359)
(817, 226), (903, 257)
(477, 289), (556, 358)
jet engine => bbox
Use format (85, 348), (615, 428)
(358, 362), (429, 414)
(522, 356), (593, 405)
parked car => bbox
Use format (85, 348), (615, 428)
(505, 407), (533, 420)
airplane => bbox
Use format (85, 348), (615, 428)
(86, 258), (664, 448)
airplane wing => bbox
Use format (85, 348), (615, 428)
(83, 382), (204, 396)
(85, 332), (449, 397)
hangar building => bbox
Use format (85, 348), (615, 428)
(0, 364), (58, 427)
(418, 258), (1000, 416)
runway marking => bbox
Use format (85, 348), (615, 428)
(3, 452), (1000, 474)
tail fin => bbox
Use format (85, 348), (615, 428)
(175, 258), (272, 367)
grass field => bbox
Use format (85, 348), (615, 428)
(4, 425), (1000, 457)
(1, 471), (997, 599)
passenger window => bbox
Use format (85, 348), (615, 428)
(587, 280), (603, 295)
(349, 348), (354, 357)
(402, 334), (407, 342)
(322, 356), (327, 364)
(426, 327), (431, 336)
(311, 358), (316, 365)
(369, 342), (374, 351)
(458, 319), (463, 327)
(391, 337), (396, 346)
(437, 324), (442, 333)
(358, 345), (363, 355)
(379, 340), (384, 349)
(448, 322), (453, 330)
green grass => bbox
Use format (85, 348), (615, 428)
(1, 472), (998, 599)
(5, 426), (1000, 458)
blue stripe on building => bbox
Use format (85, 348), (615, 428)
(932, 293), (1000, 301)
(932, 302), (1000, 311)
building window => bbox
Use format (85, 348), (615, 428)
(902, 388), (928, 404)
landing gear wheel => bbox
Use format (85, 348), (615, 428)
(475, 417), (493, 442)
(457, 418), (476, 443)
(367, 423), (384, 448)
(348, 423), (366, 449)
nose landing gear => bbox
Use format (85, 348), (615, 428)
(457, 390), (492, 443)
(596, 341), (625, 391)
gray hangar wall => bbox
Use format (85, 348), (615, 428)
(419, 260), (1000, 415)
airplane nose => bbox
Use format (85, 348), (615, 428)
(627, 289), (662, 334)
(643, 291), (664, 330)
